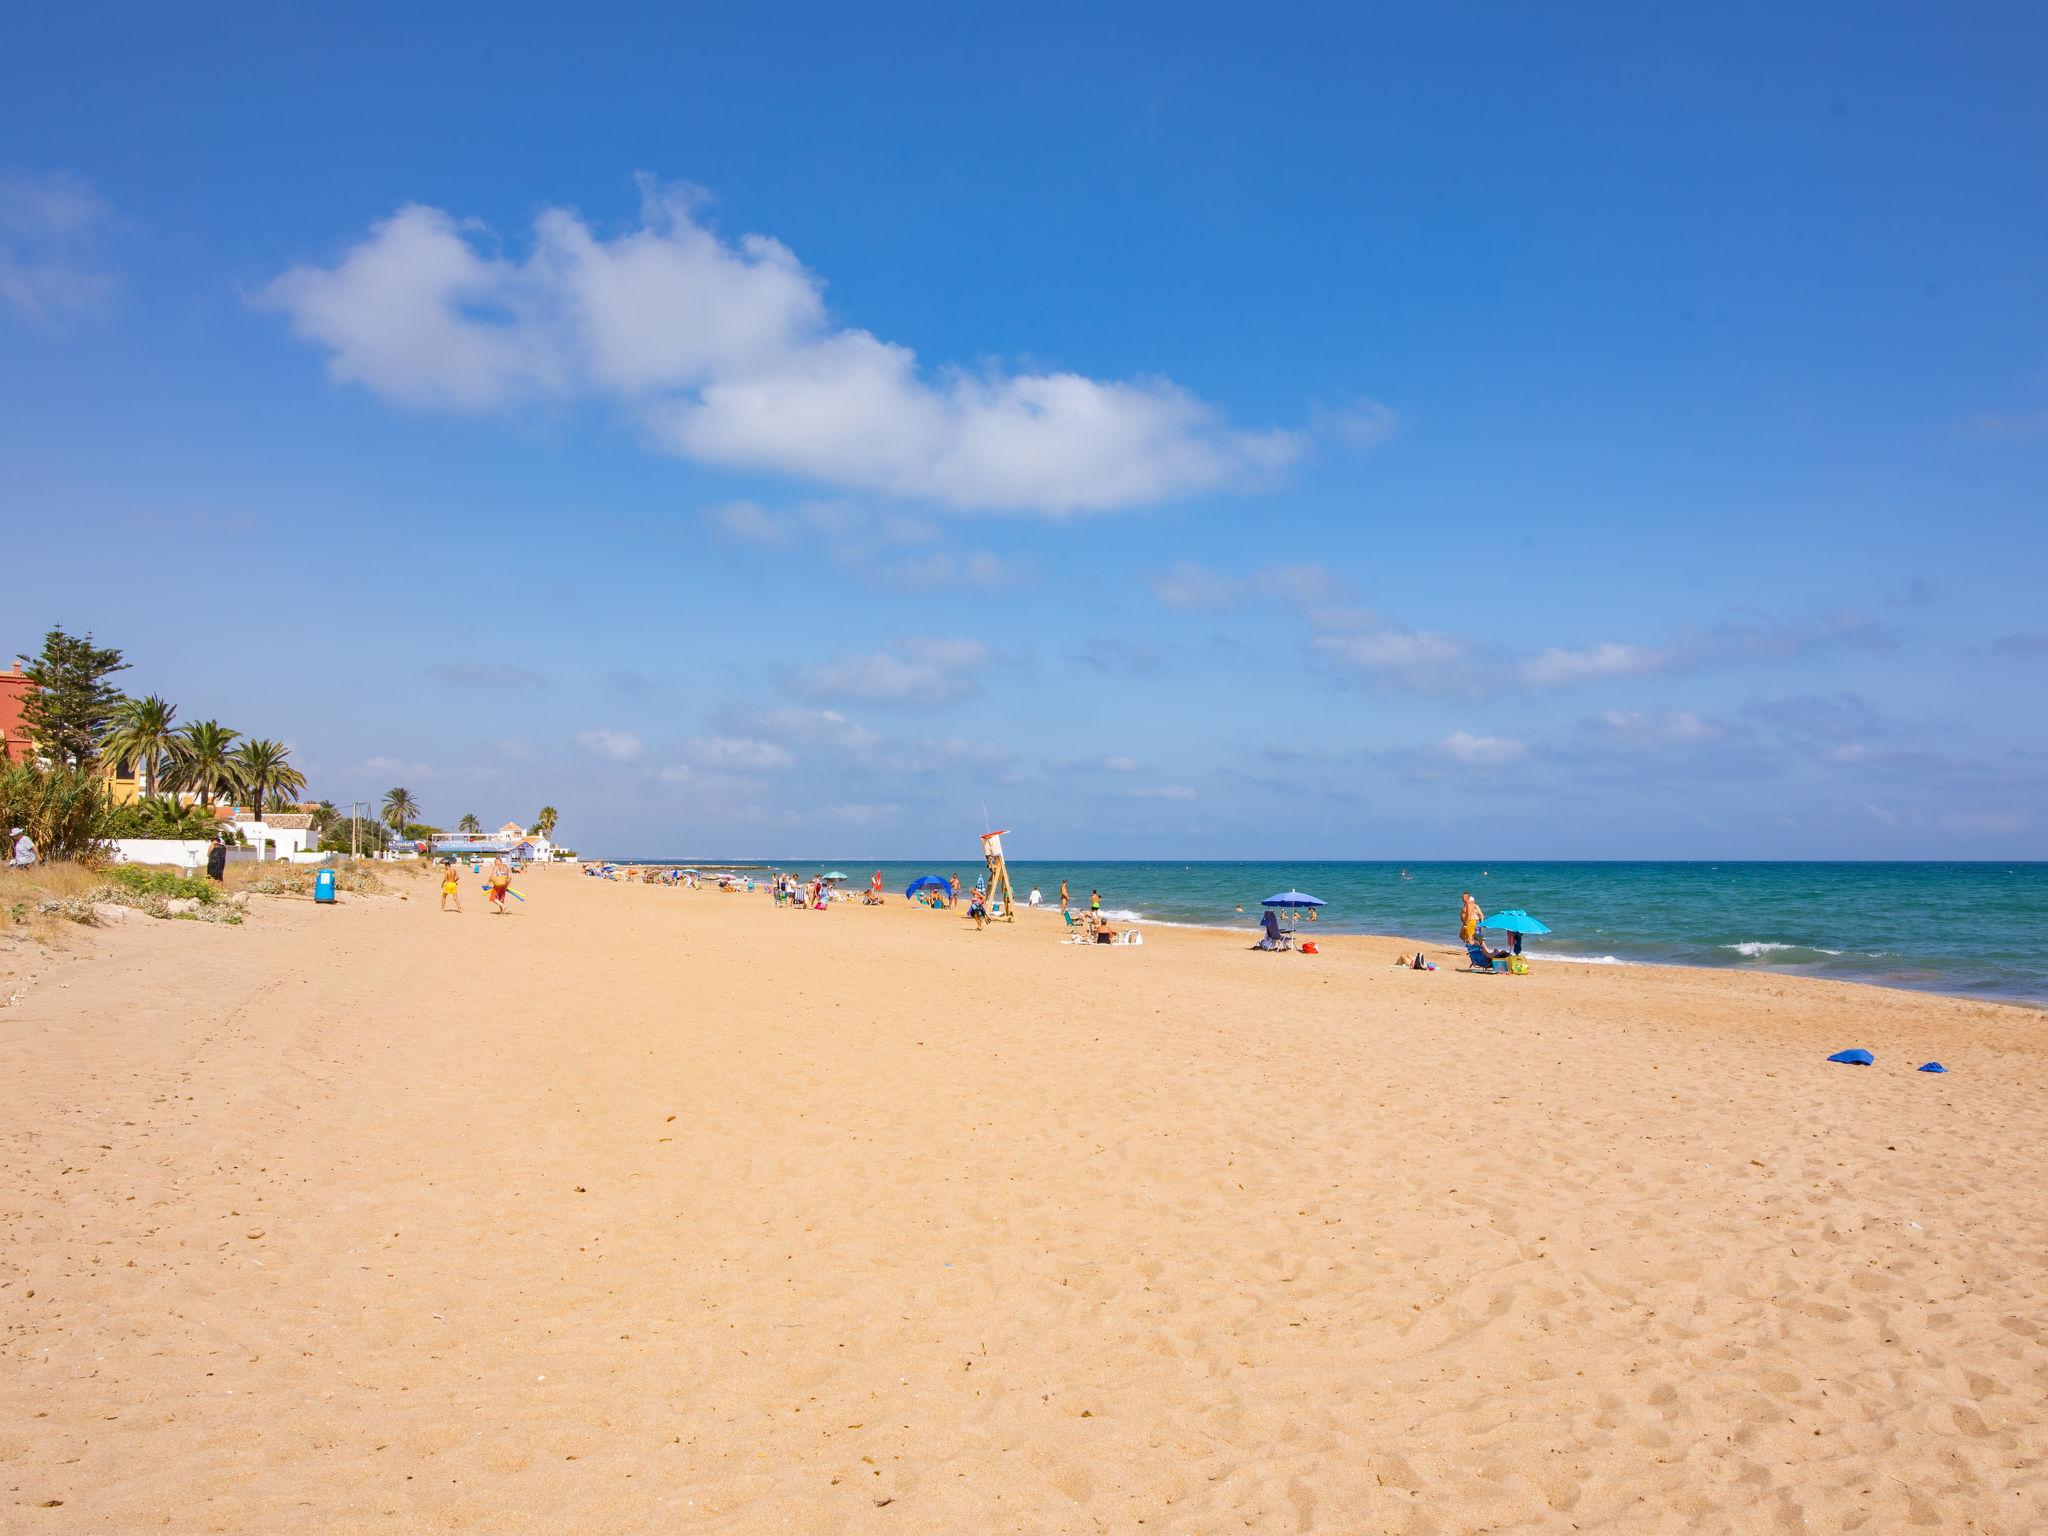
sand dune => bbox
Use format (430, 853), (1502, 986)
(4, 869), (2044, 1532)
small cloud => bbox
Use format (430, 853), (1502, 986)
(707, 499), (792, 545)
(1149, 560), (1343, 611)
(1440, 730), (1527, 767)
(1311, 611), (1476, 694)
(0, 169), (117, 323)
(675, 735), (793, 771)
(787, 638), (989, 704)
(425, 662), (549, 690)
(877, 548), (1024, 591)
(577, 728), (644, 762)
(1313, 397), (1400, 452)
(1127, 784), (1197, 801)
(1520, 642), (1670, 688)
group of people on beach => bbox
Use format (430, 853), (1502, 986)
(439, 855), (514, 915)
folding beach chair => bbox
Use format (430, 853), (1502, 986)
(1256, 910), (1293, 951)
(1463, 942), (1506, 973)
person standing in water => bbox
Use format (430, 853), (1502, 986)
(1089, 888), (1102, 915)
(1058, 879), (1069, 914)
(1459, 891), (1483, 945)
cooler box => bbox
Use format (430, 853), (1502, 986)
(314, 868), (336, 904)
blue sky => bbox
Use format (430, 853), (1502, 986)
(4, 3), (2044, 858)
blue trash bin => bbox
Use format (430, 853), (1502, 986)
(314, 868), (336, 904)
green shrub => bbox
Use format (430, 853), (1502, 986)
(0, 761), (111, 861)
(102, 864), (218, 904)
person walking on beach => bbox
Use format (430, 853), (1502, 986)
(487, 855), (512, 915)
(949, 872), (960, 907)
(1058, 879), (1069, 914)
(440, 859), (463, 913)
(1459, 891), (1483, 945)
(205, 836), (227, 883)
(1028, 886), (1041, 908)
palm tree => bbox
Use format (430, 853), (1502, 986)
(382, 786), (420, 833)
(102, 694), (179, 797)
(533, 805), (558, 840)
(458, 812), (482, 833)
(166, 720), (242, 807)
(233, 739), (308, 820)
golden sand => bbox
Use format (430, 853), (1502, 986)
(4, 869), (2044, 1532)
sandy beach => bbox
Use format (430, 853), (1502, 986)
(4, 868), (2045, 1533)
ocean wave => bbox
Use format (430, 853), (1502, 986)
(1721, 941), (1845, 959)
(1546, 952), (1630, 965)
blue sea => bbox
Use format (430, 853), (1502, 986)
(613, 859), (2048, 1007)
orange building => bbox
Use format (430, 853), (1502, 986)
(0, 663), (32, 763)
(0, 661), (143, 801)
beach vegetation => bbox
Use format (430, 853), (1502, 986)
(534, 805), (558, 840)
(0, 760), (114, 862)
(99, 864), (221, 905)
(15, 627), (130, 769)
(101, 795), (219, 840)
(458, 812), (482, 833)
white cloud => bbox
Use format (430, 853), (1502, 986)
(788, 638), (989, 704)
(1149, 560), (1342, 611)
(1589, 709), (1718, 744)
(1310, 611), (1475, 694)
(1102, 755), (1139, 773)
(577, 728), (644, 762)
(259, 177), (1305, 514)
(0, 170), (116, 322)
(1440, 730), (1527, 767)
(878, 548), (1022, 590)
(675, 735), (794, 771)
(1127, 784), (1198, 801)
(1521, 641), (1671, 688)
(1314, 398), (1401, 452)
(708, 499), (792, 545)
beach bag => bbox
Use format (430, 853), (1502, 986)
(1506, 955), (1529, 975)
(1299, 941), (1319, 954)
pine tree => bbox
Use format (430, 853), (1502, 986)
(17, 627), (129, 769)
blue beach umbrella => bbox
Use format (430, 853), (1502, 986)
(904, 875), (949, 899)
(820, 871), (848, 881)
(1261, 890), (1325, 907)
(1482, 909), (1551, 935)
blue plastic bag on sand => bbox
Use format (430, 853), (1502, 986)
(1826, 1048), (1875, 1066)
(1918, 1061), (1947, 1073)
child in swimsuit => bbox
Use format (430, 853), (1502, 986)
(440, 861), (462, 912)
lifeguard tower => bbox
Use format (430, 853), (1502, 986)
(980, 828), (1017, 922)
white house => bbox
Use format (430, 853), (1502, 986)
(233, 812), (326, 862)
(494, 820), (556, 862)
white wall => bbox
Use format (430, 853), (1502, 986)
(109, 839), (212, 870)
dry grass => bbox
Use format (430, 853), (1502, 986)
(1, 862), (108, 947)
(225, 858), (401, 898)
(0, 862), (109, 905)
